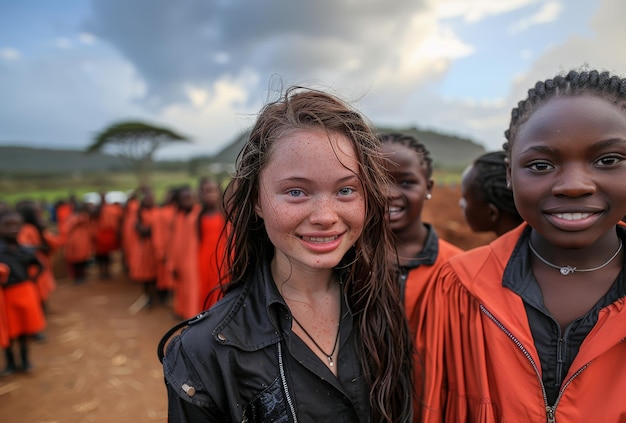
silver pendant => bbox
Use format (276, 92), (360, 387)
(559, 266), (576, 276)
(328, 356), (334, 367)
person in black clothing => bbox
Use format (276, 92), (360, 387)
(0, 209), (45, 375)
(159, 87), (414, 422)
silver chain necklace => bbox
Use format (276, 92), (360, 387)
(528, 239), (623, 276)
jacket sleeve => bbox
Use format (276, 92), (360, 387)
(162, 330), (230, 422)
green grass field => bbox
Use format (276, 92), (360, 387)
(0, 171), (199, 205)
(0, 168), (462, 207)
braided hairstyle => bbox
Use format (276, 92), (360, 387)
(472, 151), (522, 221)
(504, 69), (626, 151)
(378, 132), (433, 179)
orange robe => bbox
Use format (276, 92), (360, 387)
(128, 207), (157, 283)
(152, 204), (176, 291)
(169, 206), (201, 319)
(94, 203), (122, 256)
(121, 199), (140, 271)
(55, 203), (73, 238)
(197, 212), (228, 311)
(4, 282), (46, 338)
(18, 224), (64, 301)
(64, 213), (95, 264)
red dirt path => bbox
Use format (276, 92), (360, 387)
(0, 185), (492, 423)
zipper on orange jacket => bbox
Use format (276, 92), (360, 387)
(479, 305), (590, 423)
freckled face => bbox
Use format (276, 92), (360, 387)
(255, 129), (365, 276)
(382, 142), (432, 234)
(509, 95), (626, 248)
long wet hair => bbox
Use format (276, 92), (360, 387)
(220, 86), (414, 422)
(504, 68), (626, 151)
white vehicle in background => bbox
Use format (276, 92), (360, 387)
(82, 191), (128, 206)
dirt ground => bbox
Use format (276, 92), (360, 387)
(0, 185), (492, 423)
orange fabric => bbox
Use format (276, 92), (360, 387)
(55, 203), (73, 237)
(152, 205), (176, 291)
(405, 239), (462, 423)
(197, 213), (228, 311)
(425, 223), (626, 422)
(121, 199), (140, 269)
(0, 285), (8, 348)
(94, 203), (122, 255)
(64, 213), (95, 263)
(17, 224), (63, 301)
(3, 282), (46, 338)
(0, 264), (9, 347)
(128, 207), (157, 282)
(169, 206), (201, 319)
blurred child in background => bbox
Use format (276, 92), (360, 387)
(0, 209), (45, 374)
(460, 150), (523, 237)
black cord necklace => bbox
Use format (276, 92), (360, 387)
(291, 298), (341, 367)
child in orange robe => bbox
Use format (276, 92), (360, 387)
(0, 210), (45, 374)
(64, 203), (96, 284)
(93, 193), (122, 279)
(128, 191), (159, 307)
(152, 190), (177, 302)
(197, 179), (229, 310)
(169, 186), (201, 319)
(17, 200), (64, 311)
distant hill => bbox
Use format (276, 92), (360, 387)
(0, 126), (485, 175)
(0, 146), (129, 174)
(212, 125), (486, 171)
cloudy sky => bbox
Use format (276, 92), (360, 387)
(1, 0), (625, 160)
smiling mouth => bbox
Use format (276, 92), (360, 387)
(551, 212), (594, 220)
(389, 206), (403, 213)
(302, 235), (339, 243)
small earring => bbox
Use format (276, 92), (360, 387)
(506, 180), (511, 189)
(426, 193), (432, 200)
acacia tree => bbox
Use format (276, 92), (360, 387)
(87, 121), (189, 184)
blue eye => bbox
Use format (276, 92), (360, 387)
(287, 189), (304, 197)
(338, 187), (355, 196)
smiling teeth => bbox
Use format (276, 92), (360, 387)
(305, 236), (337, 243)
(553, 212), (592, 220)
(389, 207), (402, 213)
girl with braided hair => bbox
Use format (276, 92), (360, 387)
(423, 68), (626, 422)
(160, 87), (414, 422)
(460, 150), (523, 237)
(378, 132), (462, 422)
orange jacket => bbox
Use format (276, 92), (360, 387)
(405, 238), (462, 422)
(425, 223), (626, 422)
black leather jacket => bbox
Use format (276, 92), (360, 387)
(160, 258), (371, 422)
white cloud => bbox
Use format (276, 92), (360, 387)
(79, 32), (97, 45)
(412, 26), (474, 60)
(55, 37), (72, 49)
(436, 0), (540, 22)
(0, 47), (20, 61)
(509, 1), (562, 34)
